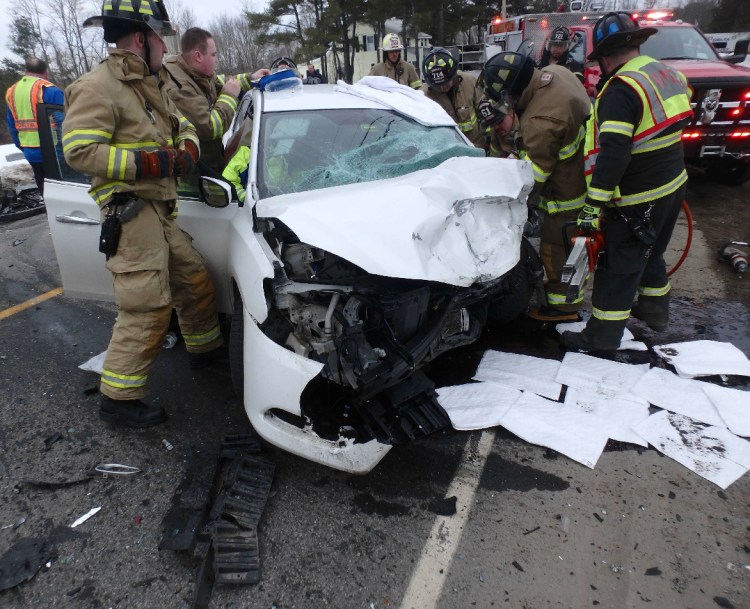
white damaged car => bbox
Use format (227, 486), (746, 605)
(40, 76), (540, 473)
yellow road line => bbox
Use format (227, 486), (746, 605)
(0, 287), (64, 321)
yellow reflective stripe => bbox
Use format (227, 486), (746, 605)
(592, 307), (630, 321)
(183, 324), (222, 348)
(457, 113), (478, 132)
(107, 147), (128, 180)
(237, 73), (252, 90)
(600, 120), (634, 137)
(548, 289), (584, 305)
(638, 283), (671, 297)
(532, 161), (551, 183)
(558, 124), (586, 161)
(114, 140), (170, 150)
(209, 109), (223, 139)
(89, 181), (122, 206)
(540, 192), (587, 214)
(62, 129), (111, 153)
(216, 74), (226, 86)
(101, 368), (147, 389)
(632, 131), (682, 154)
(588, 186), (614, 203)
(618, 169), (687, 206)
(217, 92), (238, 112)
(410, 80), (422, 89)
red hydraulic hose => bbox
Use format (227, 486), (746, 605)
(668, 200), (692, 276)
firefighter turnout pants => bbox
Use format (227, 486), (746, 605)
(100, 199), (222, 400)
(586, 185), (685, 347)
(540, 208), (583, 312)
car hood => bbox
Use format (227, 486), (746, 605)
(663, 58), (750, 80)
(256, 156), (532, 287)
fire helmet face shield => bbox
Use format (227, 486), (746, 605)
(382, 33), (404, 52)
(422, 47), (458, 88)
(83, 0), (176, 43)
(588, 11), (657, 60)
(482, 51), (535, 101)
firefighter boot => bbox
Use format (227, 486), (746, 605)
(631, 295), (669, 332)
(188, 345), (229, 369)
(99, 396), (168, 428)
(527, 305), (581, 322)
(560, 318), (627, 353)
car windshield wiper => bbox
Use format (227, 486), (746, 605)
(659, 56), (697, 60)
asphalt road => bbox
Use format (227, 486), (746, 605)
(0, 178), (749, 609)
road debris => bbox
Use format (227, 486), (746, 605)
(1, 516), (26, 530)
(94, 463), (140, 477)
(70, 506), (102, 528)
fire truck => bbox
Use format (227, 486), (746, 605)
(474, 9), (750, 185)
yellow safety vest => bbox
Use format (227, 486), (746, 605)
(583, 56), (693, 206)
(5, 76), (52, 149)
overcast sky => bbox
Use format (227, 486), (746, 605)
(1, 0), (265, 63)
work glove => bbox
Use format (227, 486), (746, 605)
(174, 141), (199, 177)
(577, 201), (602, 231)
(135, 148), (175, 179)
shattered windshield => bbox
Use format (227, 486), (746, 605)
(257, 108), (484, 198)
(641, 27), (719, 61)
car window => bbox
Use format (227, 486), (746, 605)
(257, 108), (483, 198)
(642, 27), (719, 61)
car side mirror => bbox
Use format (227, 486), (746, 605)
(726, 39), (749, 64)
(198, 177), (231, 208)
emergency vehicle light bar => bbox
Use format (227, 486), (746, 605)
(729, 131), (750, 138)
(682, 131), (702, 139)
(634, 10), (674, 21)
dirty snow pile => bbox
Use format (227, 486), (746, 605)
(436, 340), (750, 489)
(0, 143), (34, 190)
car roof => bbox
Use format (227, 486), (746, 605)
(260, 83), (392, 113)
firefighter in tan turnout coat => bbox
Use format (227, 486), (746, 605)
(62, 0), (223, 428)
(422, 47), (485, 149)
(369, 34), (422, 89)
(164, 27), (269, 174)
(483, 51), (591, 321)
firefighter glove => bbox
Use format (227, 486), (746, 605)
(174, 141), (199, 177)
(577, 202), (602, 231)
(135, 148), (175, 179)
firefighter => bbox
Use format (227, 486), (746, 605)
(5, 57), (64, 195)
(482, 50), (591, 321)
(422, 47), (484, 149)
(369, 34), (422, 89)
(560, 12), (692, 352)
(164, 27), (269, 175)
(538, 26), (585, 84)
(62, 0), (224, 428)
(477, 95), (519, 158)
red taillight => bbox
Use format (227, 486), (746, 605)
(731, 108), (743, 117)
(682, 131), (701, 139)
(743, 91), (750, 101)
(730, 131), (750, 138)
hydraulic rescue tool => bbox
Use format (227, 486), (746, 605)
(560, 227), (605, 304)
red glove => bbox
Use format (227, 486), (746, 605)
(135, 148), (175, 179)
(174, 141), (199, 177)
